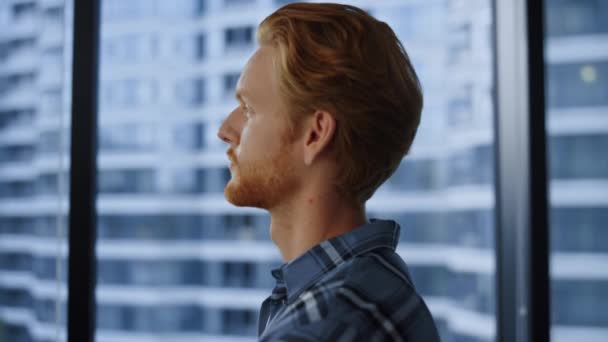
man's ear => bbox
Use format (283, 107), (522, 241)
(303, 110), (336, 165)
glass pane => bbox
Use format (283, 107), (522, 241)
(0, 0), (73, 341)
(95, 0), (496, 341)
(545, 0), (608, 341)
(369, 2), (496, 341)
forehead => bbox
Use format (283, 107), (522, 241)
(235, 45), (277, 103)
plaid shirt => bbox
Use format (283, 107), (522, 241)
(258, 219), (440, 341)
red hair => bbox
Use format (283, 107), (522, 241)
(258, 3), (423, 203)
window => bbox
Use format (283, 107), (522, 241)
(387, 159), (439, 191)
(224, 0), (256, 9)
(174, 122), (205, 151)
(101, 34), (160, 64)
(549, 134), (608, 179)
(97, 214), (205, 240)
(552, 280), (608, 326)
(447, 145), (494, 186)
(448, 85), (474, 127)
(175, 78), (206, 107)
(551, 208), (608, 252)
(223, 72), (240, 96)
(0, 145), (34, 163)
(547, 62), (608, 108)
(98, 169), (156, 193)
(92, 0), (497, 341)
(224, 26), (254, 50)
(546, 0), (608, 37)
(195, 0), (207, 16)
(221, 309), (257, 335)
(0, 109), (33, 132)
(0, 288), (32, 308)
(0, 180), (33, 198)
(545, 0), (608, 339)
(11, 2), (37, 20)
(99, 124), (157, 152)
(195, 33), (206, 60)
(222, 261), (255, 287)
(448, 23), (472, 65)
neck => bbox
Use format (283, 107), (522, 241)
(269, 189), (367, 262)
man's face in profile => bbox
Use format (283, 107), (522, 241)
(218, 45), (302, 210)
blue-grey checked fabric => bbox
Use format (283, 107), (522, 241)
(258, 219), (441, 341)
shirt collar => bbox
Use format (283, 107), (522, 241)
(270, 219), (401, 304)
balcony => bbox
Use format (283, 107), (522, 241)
(0, 86), (37, 110)
(0, 18), (38, 42)
(0, 50), (38, 76)
(0, 125), (36, 145)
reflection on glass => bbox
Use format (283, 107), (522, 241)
(0, 0), (72, 341)
(95, 0), (495, 341)
(545, 0), (608, 341)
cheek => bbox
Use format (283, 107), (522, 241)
(235, 123), (263, 160)
(237, 123), (283, 161)
(234, 126), (249, 157)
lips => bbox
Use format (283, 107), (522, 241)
(226, 150), (237, 169)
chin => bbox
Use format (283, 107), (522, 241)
(224, 179), (268, 209)
(223, 152), (297, 210)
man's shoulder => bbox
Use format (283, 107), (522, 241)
(267, 249), (441, 341)
(342, 248), (416, 293)
(315, 247), (417, 301)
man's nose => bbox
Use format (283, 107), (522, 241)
(217, 109), (241, 145)
(217, 123), (232, 144)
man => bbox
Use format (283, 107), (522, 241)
(217, 3), (440, 341)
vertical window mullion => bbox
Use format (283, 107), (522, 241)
(67, 0), (101, 341)
(493, 0), (550, 341)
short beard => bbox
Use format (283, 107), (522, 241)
(224, 143), (298, 210)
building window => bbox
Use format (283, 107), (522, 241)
(0, 179), (33, 198)
(222, 261), (255, 287)
(221, 309), (257, 335)
(388, 159), (438, 191)
(98, 169), (157, 194)
(175, 78), (206, 107)
(447, 23), (472, 65)
(174, 122), (206, 151)
(447, 145), (494, 186)
(99, 124), (157, 152)
(548, 62), (608, 108)
(195, 33), (206, 60)
(552, 207), (608, 252)
(223, 73), (240, 96)
(0, 145), (34, 163)
(11, 2), (37, 21)
(224, 26), (254, 50)
(447, 85), (473, 127)
(0, 109), (33, 132)
(195, 0), (207, 16)
(546, 0), (608, 37)
(552, 280), (608, 326)
(549, 134), (608, 179)
(224, 0), (256, 8)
